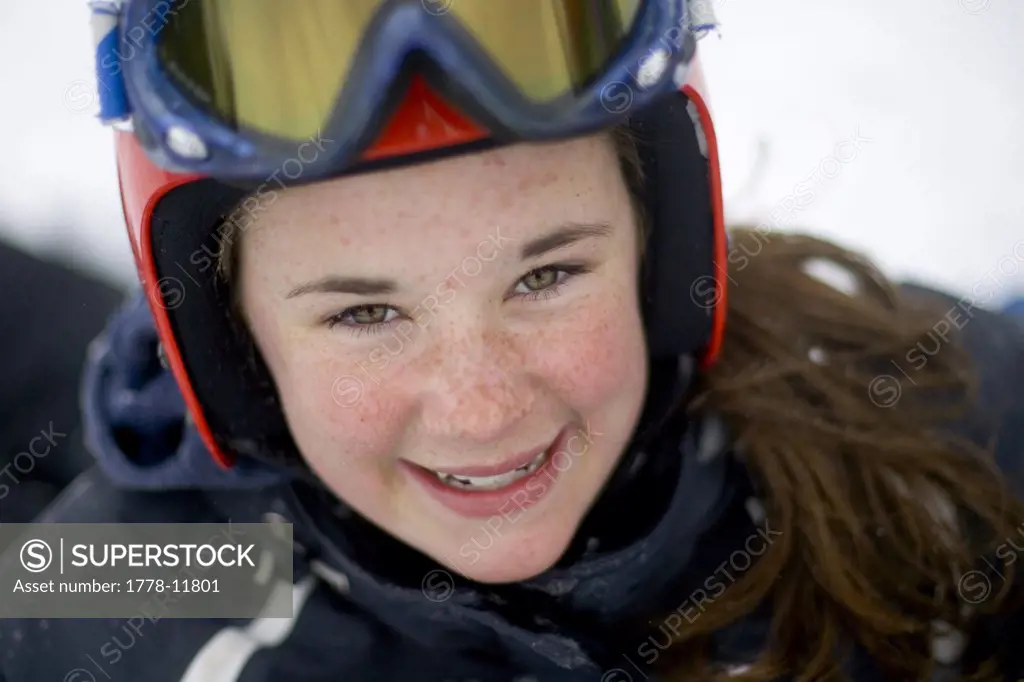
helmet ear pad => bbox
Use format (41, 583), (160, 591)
(147, 91), (720, 471)
(629, 90), (718, 361)
(149, 180), (304, 471)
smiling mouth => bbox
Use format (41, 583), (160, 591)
(414, 434), (562, 493)
(429, 449), (550, 491)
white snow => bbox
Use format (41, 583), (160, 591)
(0, 0), (1021, 304)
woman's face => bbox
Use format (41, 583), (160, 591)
(238, 134), (649, 583)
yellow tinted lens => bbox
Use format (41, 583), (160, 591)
(158, 0), (643, 138)
(160, 0), (381, 140)
(450, 0), (642, 102)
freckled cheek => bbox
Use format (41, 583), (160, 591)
(277, 348), (416, 467)
(532, 293), (645, 412)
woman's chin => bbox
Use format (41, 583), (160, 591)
(443, 545), (565, 585)
(430, 526), (577, 585)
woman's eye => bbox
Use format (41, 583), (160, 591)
(327, 304), (400, 333)
(512, 264), (588, 300)
(349, 305), (392, 325)
(328, 263), (590, 333)
(518, 267), (561, 292)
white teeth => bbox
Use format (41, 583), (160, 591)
(433, 449), (549, 492)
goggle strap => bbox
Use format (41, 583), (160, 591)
(687, 0), (720, 37)
(90, 0), (132, 124)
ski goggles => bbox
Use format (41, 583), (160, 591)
(92, 0), (706, 183)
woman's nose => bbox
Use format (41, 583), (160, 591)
(418, 328), (536, 442)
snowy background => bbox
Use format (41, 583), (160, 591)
(0, 0), (1021, 304)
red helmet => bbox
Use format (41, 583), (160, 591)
(114, 61), (726, 473)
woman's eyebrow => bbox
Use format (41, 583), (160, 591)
(519, 222), (613, 261)
(286, 276), (397, 299)
(286, 222), (612, 299)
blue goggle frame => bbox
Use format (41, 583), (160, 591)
(91, 0), (710, 183)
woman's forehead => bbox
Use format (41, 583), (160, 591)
(249, 135), (623, 253)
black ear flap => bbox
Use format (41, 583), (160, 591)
(630, 90), (718, 360)
(149, 179), (308, 472)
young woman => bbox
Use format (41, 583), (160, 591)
(3, 1), (1023, 680)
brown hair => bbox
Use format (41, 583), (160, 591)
(611, 127), (1024, 681)
(220, 128), (1024, 681)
